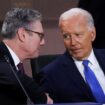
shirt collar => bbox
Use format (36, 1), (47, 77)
(87, 49), (96, 65)
(5, 44), (20, 66)
(73, 49), (96, 65)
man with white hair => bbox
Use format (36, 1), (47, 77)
(40, 8), (105, 104)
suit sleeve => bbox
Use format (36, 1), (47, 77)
(18, 72), (47, 104)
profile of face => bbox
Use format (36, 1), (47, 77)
(59, 15), (96, 60)
(24, 21), (45, 58)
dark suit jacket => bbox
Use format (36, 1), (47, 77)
(41, 49), (105, 103)
(0, 42), (47, 105)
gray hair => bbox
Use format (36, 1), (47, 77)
(1, 8), (42, 39)
(59, 8), (94, 30)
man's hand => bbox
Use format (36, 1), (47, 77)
(45, 93), (53, 104)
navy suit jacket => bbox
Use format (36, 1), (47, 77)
(41, 49), (105, 103)
(0, 42), (47, 105)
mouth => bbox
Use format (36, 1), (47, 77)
(70, 48), (81, 54)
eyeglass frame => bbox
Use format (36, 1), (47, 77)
(25, 28), (45, 41)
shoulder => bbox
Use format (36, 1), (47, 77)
(42, 54), (64, 67)
(0, 54), (6, 62)
(94, 48), (105, 55)
(93, 48), (105, 61)
(41, 52), (73, 73)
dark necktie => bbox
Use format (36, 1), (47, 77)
(83, 60), (105, 103)
(17, 62), (24, 74)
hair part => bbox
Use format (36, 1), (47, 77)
(1, 8), (42, 39)
(59, 8), (95, 31)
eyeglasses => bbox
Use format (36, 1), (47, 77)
(25, 28), (45, 41)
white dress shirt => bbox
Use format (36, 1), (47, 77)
(73, 49), (105, 94)
(5, 44), (20, 70)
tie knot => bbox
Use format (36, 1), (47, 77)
(17, 62), (24, 74)
(82, 60), (89, 66)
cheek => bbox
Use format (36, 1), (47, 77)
(63, 40), (71, 48)
(84, 36), (92, 45)
(30, 40), (39, 50)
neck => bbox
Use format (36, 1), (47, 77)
(3, 39), (25, 62)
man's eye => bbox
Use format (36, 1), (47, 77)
(75, 34), (82, 38)
(63, 34), (70, 39)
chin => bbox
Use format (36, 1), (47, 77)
(73, 54), (83, 60)
(74, 56), (85, 60)
(34, 53), (39, 58)
(29, 53), (39, 59)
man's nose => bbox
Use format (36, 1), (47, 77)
(40, 38), (45, 45)
(70, 37), (76, 45)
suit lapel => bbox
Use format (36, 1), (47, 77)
(0, 42), (16, 70)
(63, 51), (96, 100)
(94, 49), (105, 74)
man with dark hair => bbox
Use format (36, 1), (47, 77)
(0, 8), (53, 105)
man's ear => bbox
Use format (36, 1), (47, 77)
(17, 27), (26, 42)
(91, 27), (96, 42)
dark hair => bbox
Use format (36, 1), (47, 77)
(1, 8), (42, 39)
